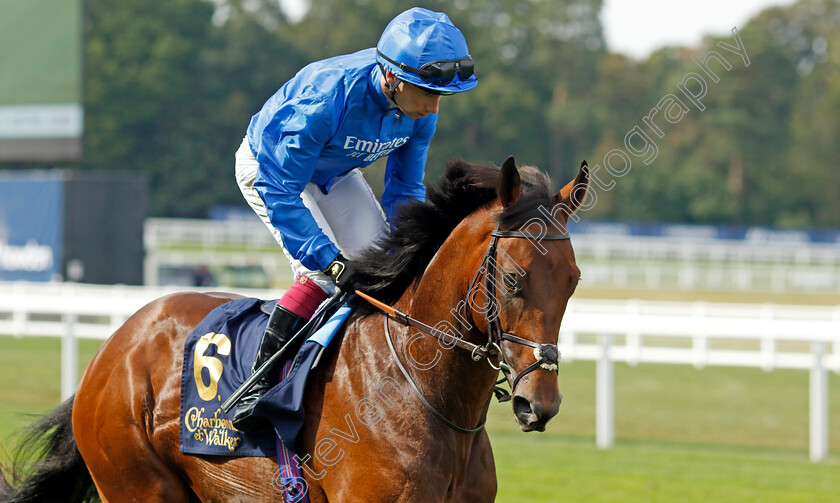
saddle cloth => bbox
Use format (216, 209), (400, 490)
(179, 297), (350, 457)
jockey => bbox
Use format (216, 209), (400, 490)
(233, 7), (478, 430)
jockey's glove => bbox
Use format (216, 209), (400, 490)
(323, 253), (357, 291)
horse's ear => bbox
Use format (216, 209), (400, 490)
(498, 156), (521, 208)
(555, 160), (589, 217)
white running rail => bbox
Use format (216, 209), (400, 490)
(1, 282), (838, 462)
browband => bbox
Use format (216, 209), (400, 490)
(490, 230), (571, 240)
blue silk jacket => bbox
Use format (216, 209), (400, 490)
(247, 48), (436, 272)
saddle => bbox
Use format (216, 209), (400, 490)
(179, 297), (350, 458)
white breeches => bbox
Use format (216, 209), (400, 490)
(235, 138), (389, 293)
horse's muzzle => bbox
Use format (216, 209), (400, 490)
(512, 393), (561, 432)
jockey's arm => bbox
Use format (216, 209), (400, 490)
(381, 113), (438, 221)
(253, 99), (342, 273)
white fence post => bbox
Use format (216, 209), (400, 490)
(691, 302), (708, 369)
(596, 333), (615, 449)
(809, 341), (828, 462)
(61, 314), (78, 400)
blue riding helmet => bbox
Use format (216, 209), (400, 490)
(376, 7), (478, 94)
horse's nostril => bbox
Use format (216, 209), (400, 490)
(513, 396), (533, 417)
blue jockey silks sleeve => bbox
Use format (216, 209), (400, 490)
(246, 48), (437, 272)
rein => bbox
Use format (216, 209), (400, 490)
(383, 315), (488, 434)
(356, 226), (570, 434)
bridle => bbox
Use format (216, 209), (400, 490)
(360, 224), (571, 433)
(471, 227), (569, 396)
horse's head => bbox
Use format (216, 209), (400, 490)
(467, 156), (589, 432)
(351, 155), (589, 434)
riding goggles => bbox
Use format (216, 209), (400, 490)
(376, 50), (475, 86)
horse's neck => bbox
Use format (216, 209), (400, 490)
(392, 215), (498, 422)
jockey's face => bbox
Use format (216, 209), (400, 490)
(382, 72), (442, 119)
(395, 82), (441, 119)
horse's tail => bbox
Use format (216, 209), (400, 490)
(1, 397), (98, 503)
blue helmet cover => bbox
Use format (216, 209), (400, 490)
(376, 7), (477, 93)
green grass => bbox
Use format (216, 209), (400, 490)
(0, 336), (101, 447)
(485, 361), (840, 502)
(1, 335), (838, 501)
(491, 433), (840, 502)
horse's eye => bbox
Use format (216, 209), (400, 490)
(502, 272), (523, 295)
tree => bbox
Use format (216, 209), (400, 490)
(786, 0), (840, 227)
(83, 0), (307, 216)
(72, 0), (838, 228)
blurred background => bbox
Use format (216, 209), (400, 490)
(1, 0), (838, 501)
(2, 0), (839, 289)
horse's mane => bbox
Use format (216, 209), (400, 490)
(348, 157), (555, 316)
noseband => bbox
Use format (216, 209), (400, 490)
(360, 225), (570, 433)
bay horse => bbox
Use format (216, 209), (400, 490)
(1, 156), (588, 502)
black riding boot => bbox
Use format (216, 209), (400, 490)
(232, 304), (304, 431)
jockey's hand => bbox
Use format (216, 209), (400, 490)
(323, 254), (357, 291)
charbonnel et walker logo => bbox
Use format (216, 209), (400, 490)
(183, 406), (243, 452)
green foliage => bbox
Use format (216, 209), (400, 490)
(785, 0), (840, 227)
(8, 0), (836, 227)
(83, 0), (308, 216)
